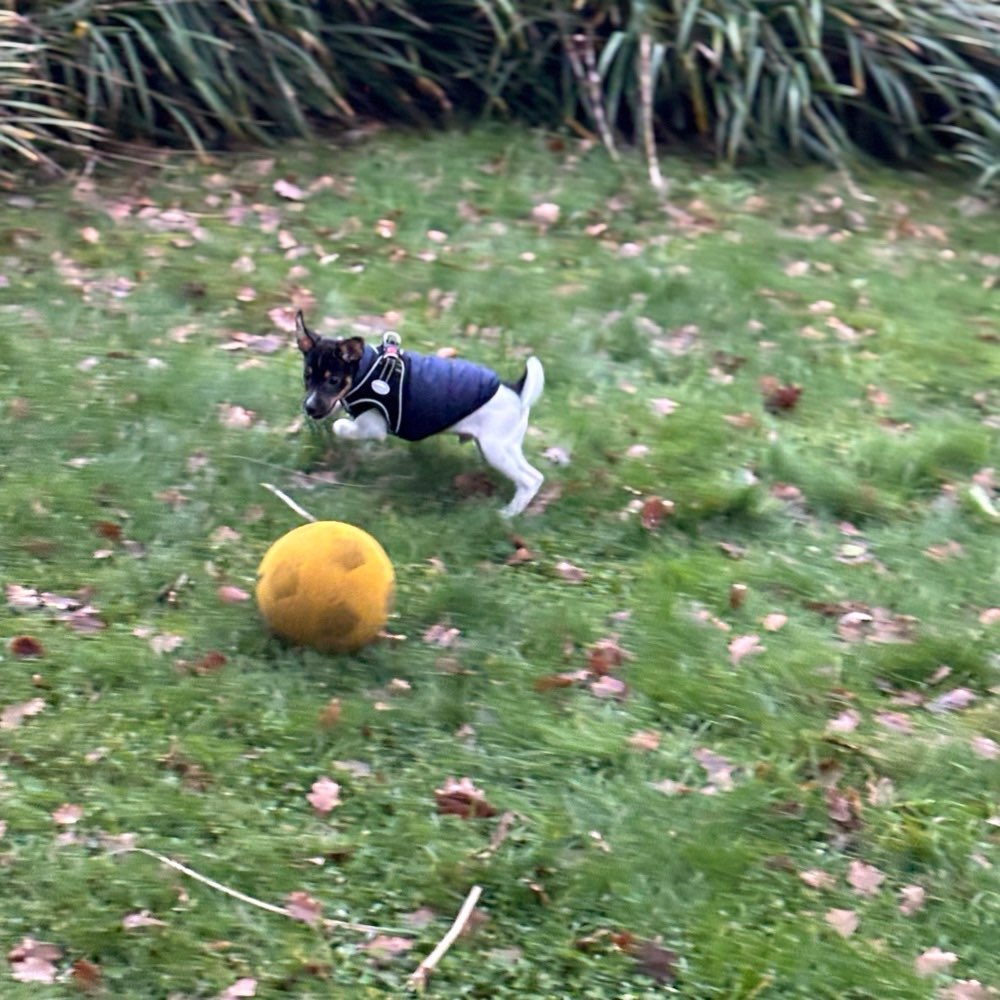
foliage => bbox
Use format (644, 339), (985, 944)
(1, 0), (998, 186)
(1, 128), (998, 997)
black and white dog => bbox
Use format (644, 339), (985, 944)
(296, 312), (544, 516)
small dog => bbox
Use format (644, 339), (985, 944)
(296, 312), (544, 516)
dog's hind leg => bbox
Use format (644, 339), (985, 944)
(477, 433), (543, 517)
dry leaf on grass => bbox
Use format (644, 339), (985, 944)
(434, 776), (497, 819)
(847, 859), (885, 896)
(825, 909), (859, 938)
(915, 946), (958, 977)
(899, 885), (926, 916)
(7, 938), (63, 983)
(306, 777), (342, 814)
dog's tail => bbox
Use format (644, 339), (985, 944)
(516, 356), (545, 412)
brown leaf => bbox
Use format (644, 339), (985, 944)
(9, 635), (44, 658)
(422, 623), (461, 647)
(534, 671), (585, 692)
(760, 376), (803, 413)
(434, 776), (497, 819)
(826, 786), (863, 833)
(874, 711), (913, 734)
(639, 496), (674, 530)
(285, 890), (323, 925)
(586, 635), (631, 675)
(175, 650), (227, 676)
(630, 938), (679, 985)
(452, 470), (496, 498)
(825, 908), (859, 938)
(318, 697), (342, 729)
(71, 957), (103, 993)
(307, 777), (342, 814)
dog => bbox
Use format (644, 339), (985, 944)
(296, 312), (544, 517)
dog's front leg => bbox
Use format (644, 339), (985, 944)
(333, 409), (389, 441)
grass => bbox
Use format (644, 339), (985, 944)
(1, 127), (998, 998)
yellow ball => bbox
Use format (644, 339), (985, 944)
(256, 521), (395, 653)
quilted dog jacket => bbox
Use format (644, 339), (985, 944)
(342, 344), (501, 441)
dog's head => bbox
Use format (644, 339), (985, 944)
(296, 311), (366, 420)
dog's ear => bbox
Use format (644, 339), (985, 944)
(295, 311), (318, 354)
(337, 337), (366, 364)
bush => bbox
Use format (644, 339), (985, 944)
(1, 0), (998, 187)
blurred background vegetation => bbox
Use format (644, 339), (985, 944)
(2, 0), (998, 187)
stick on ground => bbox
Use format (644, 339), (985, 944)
(407, 884), (483, 992)
(261, 482), (316, 522)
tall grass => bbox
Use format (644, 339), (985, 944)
(1, 0), (998, 187)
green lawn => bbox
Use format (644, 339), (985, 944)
(1, 127), (998, 998)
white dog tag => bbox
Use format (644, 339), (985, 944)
(371, 379), (390, 395)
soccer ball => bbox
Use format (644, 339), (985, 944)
(256, 521), (395, 653)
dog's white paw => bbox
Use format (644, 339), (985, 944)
(333, 418), (358, 439)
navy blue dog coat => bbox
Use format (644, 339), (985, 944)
(342, 344), (501, 442)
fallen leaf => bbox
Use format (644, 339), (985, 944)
(628, 730), (661, 751)
(631, 938), (679, 985)
(434, 776), (497, 819)
(915, 946), (958, 977)
(866, 776), (895, 806)
(800, 869), (836, 890)
(218, 403), (256, 429)
(650, 397), (678, 417)
(555, 560), (588, 583)
(10, 635), (45, 660)
(971, 736), (1000, 760)
(899, 885), (926, 916)
(217, 584), (251, 604)
(7, 938), (63, 983)
(285, 890), (323, 925)
(639, 496), (674, 530)
(542, 445), (571, 466)
(979, 608), (1000, 626)
(694, 747), (736, 791)
(219, 977), (258, 999)
(590, 675), (628, 699)
(531, 202), (560, 226)
(760, 376), (803, 413)
(422, 623), (460, 646)
(826, 786), (863, 834)
(826, 709), (861, 733)
(926, 687), (976, 714)
(122, 910), (168, 930)
(71, 957), (103, 993)
(825, 908), (859, 938)
(942, 981), (997, 1000)
(762, 613), (788, 631)
(729, 633), (765, 666)
(361, 935), (414, 964)
(586, 635), (631, 674)
(318, 698), (342, 729)
(307, 777), (342, 814)
(273, 178), (304, 200)
(1, 697), (46, 729)
(874, 711), (913, 734)
(847, 859), (885, 896)
(52, 802), (84, 825)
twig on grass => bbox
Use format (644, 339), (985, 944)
(261, 482), (316, 522)
(128, 848), (414, 937)
(407, 884), (483, 992)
